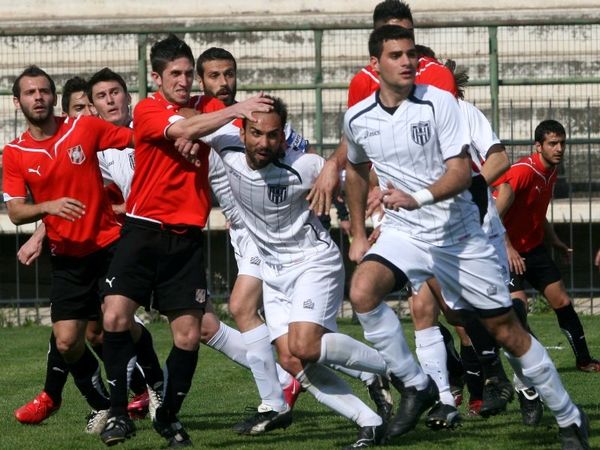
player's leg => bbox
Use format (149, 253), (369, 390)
(350, 251), (437, 441)
(409, 284), (460, 430)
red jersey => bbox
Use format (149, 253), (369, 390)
(493, 153), (557, 253)
(2, 115), (132, 257)
(347, 57), (458, 108)
(129, 91), (211, 227)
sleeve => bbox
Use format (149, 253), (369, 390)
(347, 71), (373, 108)
(81, 116), (133, 151)
(434, 91), (471, 161)
(501, 165), (531, 194)
(416, 59), (458, 97)
(343, 110), (370, 165)
(2, 147), (27, 201)
(97, 151), (114, 183)
(462, 101), (500, 161)
(201, 122), (243, 153)
(133, 99), (184, 143)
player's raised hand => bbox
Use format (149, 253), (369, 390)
(381, 182), (418, 211)
(349, 235), (371, 263)
(42, 197), (85, 221)
(307, 159), (339, 216)
(232, 93), (274, 122)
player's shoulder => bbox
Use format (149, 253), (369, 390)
(282, 148), (323, 170)
(346, 92), (378, 122)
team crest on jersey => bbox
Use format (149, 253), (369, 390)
(411, 121), (431, 145)
(67, 145), (86, 165)
(267, 184), (288, 204)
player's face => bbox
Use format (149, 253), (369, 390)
(13, 76), (56, 126)
(535, 132), (566, 168)
(91, 80), (131, 126)
(153, 57), (194, 106)
(240, 111), (285, 170)
(370, 38), (417, 93)
(66, 91), (95, 118)
(199, 59), (237, 106)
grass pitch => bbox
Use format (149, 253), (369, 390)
(1, 314), (599, 450)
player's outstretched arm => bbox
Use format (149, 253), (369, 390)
(481, 144), (509, 185)
(17, 223), (46, 266)
(493, 182), (514, 218)
(6, 197), (85, 225)
(307, 134), (349, 216)
(543, 219), (572, 263)
(167, 94), (273, 142)
(345, 161), (371, 262)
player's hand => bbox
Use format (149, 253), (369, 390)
(380, 182), (418, 211)
(507, 245), (526, 275)
(349, 236), (371, 263)
(232, 93), (274, 122)
(17, 235), (43, 265)
(42, 198), (85, 221)
(595, 249), (600, 271)
(174, 137), (202, 167)
(111, 203), (126, 215)
(366, 185), (384, 220)
(367, 226), (381, 245)
(307, 159), (339, 216)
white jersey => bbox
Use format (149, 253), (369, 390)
(345, 84), (479, 246)
(204, 124), (333, 266)
(208, 148), (242, 227)
(458, 99), (506, 239)
(97, 121), (135, 200)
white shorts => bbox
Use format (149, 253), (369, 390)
(261, 245), (343, 341)
(488, 231), (510, 286)
(229, 226), (262, 279)
(367, 227), (511, 315)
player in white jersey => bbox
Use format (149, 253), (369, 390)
(199, 96), (406, 449)
(344, 25), (589, 448)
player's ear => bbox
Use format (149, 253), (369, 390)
(534, 141), (542, 153)
(370, 56), (380, 75)
(12, 97), (21, 110)
(150, 71), (162, 89)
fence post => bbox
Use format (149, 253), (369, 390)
(138, 34), (148, 99)
(488, 26), (500, 134)
(313, 29), (324, 155)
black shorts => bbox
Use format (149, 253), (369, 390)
(508, 244), (562, 293)
(103, 216), (207, 315)
(49, 243), (116, 323)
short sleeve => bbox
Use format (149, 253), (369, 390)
(433, 91), (470, 161)
(343, 111), (369, 165)
(2, 146), (27, 201)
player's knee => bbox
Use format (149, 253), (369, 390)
(55, 333), (83, 356)
(102, 309), (130, 332)
(199, 313), (220, 344)
(288, 339), (320, 363)
(550, 295), (571, 310)
(173, 328), (201, 351)
(411, 300), (437, 329)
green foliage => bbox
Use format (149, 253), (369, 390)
(1, 316), (599, 449)
(528, 294), (552, 314)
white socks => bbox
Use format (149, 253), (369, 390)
(318, 332), (387, 375)
(206, 322), (249, 367)
(240, 324), (287, 412)
(297, 362), (382, 427)
(505, 336), (580, 428)
(415, 326), (454, 406)
(356, 302), (428, 389)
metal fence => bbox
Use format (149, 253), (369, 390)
(1, 18), (599, 320)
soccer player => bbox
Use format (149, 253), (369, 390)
(3, 66), (134, 434)
(98, 34), (273, 447)
(196, 46), (393, 431)
(344, 25), (589, 448)
(197, 96), (397, 449)
(494, 119), (600, 374)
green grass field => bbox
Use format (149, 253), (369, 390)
(1, 314), (599, 450)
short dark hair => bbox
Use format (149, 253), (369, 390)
(368, 25), (415, 59)
(373, 0), (413, 27)
(12, 65), (56, 98)
(534, 120), (566, 144)
(150, 34), (194, 75)
(242, 95), (287, 130)
(87, 67), (128, 101)
(61, 76), (88, 113)
(196, 47), (237, 77)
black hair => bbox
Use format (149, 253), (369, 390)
(12, 65), (56, 98)
(150, 34), (194, 75)
(534, 120), (566, 144)
(373, 0), (413, 27)
(87, 67), (128, 101)
(61, 76), (88, 113)
(196, 47), (237, 77)
(368, 25), (415, 59)
(242, 95), (287, 130)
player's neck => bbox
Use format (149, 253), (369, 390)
(378, 84), (412, 108)
(27, 116), (58, 141)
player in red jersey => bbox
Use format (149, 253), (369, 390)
(99, 34), (273, 447)
(3, 66), (133, 432)
(494, 119), (600, 374)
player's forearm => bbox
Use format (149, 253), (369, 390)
(427, 155), (472, 202)
(327, 135), (349, 170)
(30, 222), (47, 241)
(494, 183), (514, 218)
(542, 219), (562, 245)
(167, 107), (239, 141)
(6, 201), (47, 225)
(481, 145), (509, 185)
(345, 163), (370, 239)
